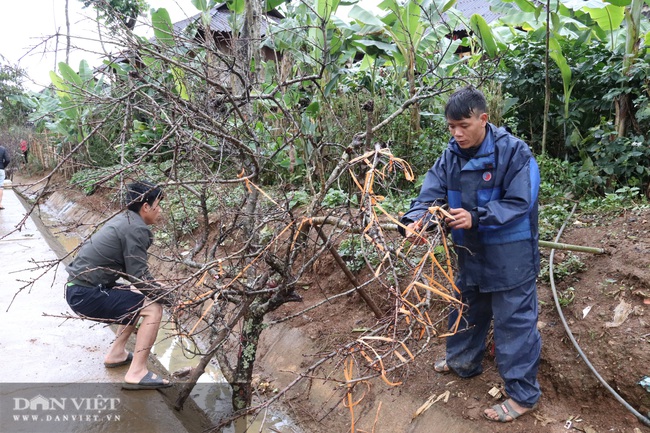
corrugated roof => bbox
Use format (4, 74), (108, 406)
(453, 0), (503, 24)
(173, 3), (281, 36)
(440, 0), (506, 31)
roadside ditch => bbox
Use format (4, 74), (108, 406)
(15, 180), (300, 433)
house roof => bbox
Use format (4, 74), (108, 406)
(452, 0), (503, 25)
(172, 2), (282, 37)
(98, 4), (282, 75)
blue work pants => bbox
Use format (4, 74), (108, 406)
(445, 279), (542, 408)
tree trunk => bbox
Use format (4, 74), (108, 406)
(615, 93), (632, 137)
(541, 0), (550, 155)
(242, 0), (262, 86)
(408, 51), (420, 134)
(615, 0), (642, 137)
(231, 311), (265, 411)
(65, 0), (70, 64)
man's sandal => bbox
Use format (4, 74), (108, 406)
(483, 399), (536, 423)
(104, 352), (133, 368)
(122, 371), (172, 390)
(434, 359), (450, 373)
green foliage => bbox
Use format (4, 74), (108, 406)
(164, 173), (245, 237)
(322, 188), (354, 208)
(30, 61), (117, 165)
(537, 153), (593, 201)
(377, 193), (411, 216)
(151, 7), (174, 45)
(80, 0), (148, 30)
(0, 61), (30, 128)
(396, 124), (449, 178)
(538, 203), (572, 242)
(469, 14), (499, 57)
(116, 119), (169, 163)
(337, 235), (380, 273)
(165, 191), (202, 235)
(499, 37), (629, 156)
(603, 187), (642, 207)
(580, 123), (650, 192)
(539, 254), (586, 285)
(537, 154), (587, 239)
(288, 190), (310, 209)
(69, 166), (122, 195)
(557, 286), (576, 307)
(581, 186), (645, 213)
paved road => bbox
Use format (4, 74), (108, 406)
(0, 184), (197, 433)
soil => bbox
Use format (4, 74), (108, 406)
(17, 174), (650, 433)
(257, 206), (650, 433)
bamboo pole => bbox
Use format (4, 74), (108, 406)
(539, 240), (605, 254)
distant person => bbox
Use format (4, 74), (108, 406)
(0, 144), (10, 210)
(65, 180), (173, 390)
(20, 140), (28, 164)
(399, 86), (541, 422)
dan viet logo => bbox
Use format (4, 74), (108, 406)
(12, 394), (121, 423)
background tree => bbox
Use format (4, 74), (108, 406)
(80, 0), (149, 30)
(0, 60), (30, 128)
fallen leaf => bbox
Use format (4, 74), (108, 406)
(605, 300), (633, 327)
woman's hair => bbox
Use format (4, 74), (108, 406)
(444, 85), (487, 121)
(125, 181), (164, 213)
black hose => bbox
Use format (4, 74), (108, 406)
(548, 202), (650, 427)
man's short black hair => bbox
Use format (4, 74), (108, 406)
(126, 181), (163, 213)
(444, 85), (488, 121)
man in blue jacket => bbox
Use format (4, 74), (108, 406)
(400, 86), (541, 422)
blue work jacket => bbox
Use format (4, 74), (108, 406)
(401, 124), (540, 292)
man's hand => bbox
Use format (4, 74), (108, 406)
(446, 207), (472, 230)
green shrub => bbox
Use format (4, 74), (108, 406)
(337, 235), (380, 273)
(581, 124), (650, 193)
(378, 193), (411, 216)
(289, 189), (310, 209)
(322, 188), (352, 208)
(69, 166), (121, 195)
(539, 253), (586, 284)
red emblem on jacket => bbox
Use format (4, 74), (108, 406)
(483, 171), (492, 182)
